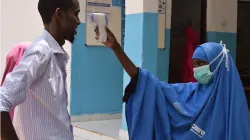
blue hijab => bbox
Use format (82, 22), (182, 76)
(126, 42), (250, 140)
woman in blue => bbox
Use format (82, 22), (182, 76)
(95, 27), (250, 140)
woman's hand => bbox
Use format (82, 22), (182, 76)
(94, 26), (119, 49)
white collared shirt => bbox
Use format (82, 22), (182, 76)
(0, 30), (74, 140)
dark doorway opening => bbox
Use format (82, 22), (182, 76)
(169, 0), (207, 83)
(237, 1), (250, 107)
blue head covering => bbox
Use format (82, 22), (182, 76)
(190, 42), (250, 139)
(125, 42), (250, 140)
(193, 42), (226, 72)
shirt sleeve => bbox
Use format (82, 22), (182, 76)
(122, 67), (140, 103)
(0, 45), (51, 112)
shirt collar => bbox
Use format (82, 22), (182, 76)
(42, 30), (70, 60)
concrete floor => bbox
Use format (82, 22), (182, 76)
(72, 112), (250, 140)
(72, 119), (121, 140)
(74, 136), (87, 140)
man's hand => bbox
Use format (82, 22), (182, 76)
(94, 26), (119, 49)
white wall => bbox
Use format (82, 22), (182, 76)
(1, 0), (43, 78)
(0, 1), (2, 73)
(0, 0), (72, 111)
(207, 0), (237, 32)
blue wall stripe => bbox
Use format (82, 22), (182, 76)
(121, 12), (170, 130)
(207, 32), (237, 61)
(142, 13), (159, 75)
(112, 0), (122, 7)
(70, 23), (123, 115)
(157, 29), (171, 82)
(122, 13), (145, 130)
(70, 1), (123, 115)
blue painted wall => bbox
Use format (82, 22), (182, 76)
(157, 29), (171, 82)
(121, 13), (145, 130)
(70, 1), (123, 115)
(121, 12), (170, 130)
(207, 31), (237, 61)
(142, 13), (159, 75)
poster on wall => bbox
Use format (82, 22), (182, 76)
(85, 0), (112, 46)
(158, 0), (166, 49)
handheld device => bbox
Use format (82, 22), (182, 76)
(90, 13), (108, 43)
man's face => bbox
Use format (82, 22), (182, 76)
(60, 0), (80, 43)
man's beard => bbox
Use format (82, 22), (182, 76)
(66, 36), (75, 43)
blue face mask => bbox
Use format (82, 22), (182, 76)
(193, 45), (229, 84)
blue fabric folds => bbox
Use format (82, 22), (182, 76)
(126, 42), (250, 140)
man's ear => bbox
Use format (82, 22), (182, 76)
(55, 8), (63, 20)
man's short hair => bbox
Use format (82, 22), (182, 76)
(38, 0), (73, 24)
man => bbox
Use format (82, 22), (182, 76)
(0, 0), (80, 139)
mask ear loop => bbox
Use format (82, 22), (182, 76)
(212, 52), (225, 74)
(209, 41), (229, 74)
(220, 41), (230, 71)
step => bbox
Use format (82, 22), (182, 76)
(245, 87), (250, 90)
(73, 119), (128, 140)
(73, 115), (250, 140)
(73, 126), (118, 140)
(240, 74), (250, 77)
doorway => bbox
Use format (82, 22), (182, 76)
(237, 0), (250, 106)
(168, 0), (207, 83)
